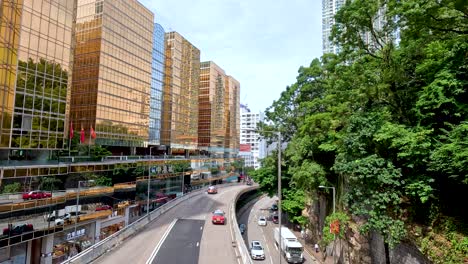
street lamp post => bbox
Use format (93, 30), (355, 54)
(75, 180), (94, 236)
(147, 146), (155, 219)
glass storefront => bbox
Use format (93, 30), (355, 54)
(99, 222), (124, 241)
(52, 225), (94, 263)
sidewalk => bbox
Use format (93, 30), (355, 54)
(290, 229), (334, 264)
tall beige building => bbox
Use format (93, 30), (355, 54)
(71, 0), (153, 149)
(161, 31), (200, 154)
(198, 61), (239, 157)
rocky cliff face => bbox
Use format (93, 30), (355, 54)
(305, 199), (431, 264)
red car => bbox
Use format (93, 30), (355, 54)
(22, 190), (52, 200)
(3, 224), (34, 236)
(207, 186), (218, 194)
(95, 205), (112, 211)
(212, 209), (226, 225)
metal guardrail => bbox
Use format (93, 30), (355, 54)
(230, 185), (258, 264)
(61, 182), (239, 264)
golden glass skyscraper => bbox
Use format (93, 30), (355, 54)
(161, 31), (200, 153)
(198, 61), (240, 157)
(225, 75), (240, 156)
(71, 0), (153, 148)
(0, 0), (76, 154)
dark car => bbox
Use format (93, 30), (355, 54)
(239, 224), (246, 235)
(270, 204), (278, 211)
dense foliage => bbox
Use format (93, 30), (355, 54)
(251, 0), (467, 261)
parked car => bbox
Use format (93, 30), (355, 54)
(2, 224), (34, 236)
(22, 190), (51, 200)
(239, 224), (247, 235)
(212, 209), (226, 225)
(250, 240), (266, 260)
(207, 186), (218, 194)
(95, 205), (112, 211)
(258, 216), (267, 226)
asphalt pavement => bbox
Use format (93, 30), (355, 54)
(152, 219), (204, 264)
(94, 184), (248, 264)
(238, 196), (317, 264)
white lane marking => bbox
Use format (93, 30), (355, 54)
(196, 242), (199, 247)
(145, 218), (178, 264)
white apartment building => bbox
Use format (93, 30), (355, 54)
(323, 0), (399, 55)
(240, 104), (265, 169)
(322, 0), (345, 54)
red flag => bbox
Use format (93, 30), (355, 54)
(80, 127), (85, 143)
(69, 121), (74, 139)
(90, 126), (96, 139)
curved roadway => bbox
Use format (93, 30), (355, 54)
(93, 184), (248, 264)
(238, 196), (317, 264)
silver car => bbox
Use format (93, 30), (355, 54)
(250, 240), (265, 260)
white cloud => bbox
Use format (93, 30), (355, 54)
(140, 0), (322, 113)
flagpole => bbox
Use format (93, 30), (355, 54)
(88, 126), (92, 157)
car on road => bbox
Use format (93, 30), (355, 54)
(258, 216), (267, 226)
(250, 240), (266, 260)
(22, 190), (51, 200)
(270, 203), (278, 211)
(239, 224), (246, 235)
(212, 209), (226, 225)
(207, 186), (218, 194)
(55, 213), (71, 226)
(2, 224), (34, 236)
(272, 214), (279, 224)
(95, 204), (112, 211)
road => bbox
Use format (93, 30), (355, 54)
(94, 184), (248, 264)
(238, 196), (317, 264)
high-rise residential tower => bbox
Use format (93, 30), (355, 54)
(161, 31), (200, 154)
(71, 0), (153, 150)
(0, 0), (76, 159)
(322, 0), (344, 54)
(149, 23), (165, 146)
(240, 104), (264, 169)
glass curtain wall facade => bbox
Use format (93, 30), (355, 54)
(161, 32), (200, 152)
(149, 23), (165, 145)
(198, 62), (239, 157)
(198, 61), (226, 156)
(225, 76), (240, 156)
(0, 0), (76, 153)
(71, 0), (153, 148)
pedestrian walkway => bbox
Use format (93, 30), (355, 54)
(290, 228), (334, 264)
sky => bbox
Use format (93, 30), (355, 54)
(140, 0), (323, 113)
